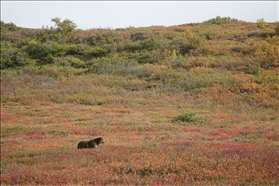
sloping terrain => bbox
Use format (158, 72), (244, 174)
(1, 17), (279, 185)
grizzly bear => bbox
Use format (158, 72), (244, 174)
(77, 137), (105, 149)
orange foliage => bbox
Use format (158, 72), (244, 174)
(241, 82), (263, 93)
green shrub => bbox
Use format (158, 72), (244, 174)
(204, 16), (239, 25)
(245, 62), (261, 75)
(134, 50), (166, 64)
(186, 33), (206, 51)
(26, 40), (66, 65)
(140, 37), (161, 51)
(118, 40), (142, 52)
(172, 109), (208, 125)
(54, 56), (86, 68)
(170, 31), (206, 55)
(66, 44), (88, 55)
(0, 48), (30, 69)
(257, 18), (267, 29)
(0, 21), (19, 31)
(90, 45), (112, 57)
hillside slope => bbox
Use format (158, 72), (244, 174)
(1, 17), (279, 185)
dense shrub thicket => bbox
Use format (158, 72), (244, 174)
(1, 16), (279, 110)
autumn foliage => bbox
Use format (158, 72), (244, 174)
(1, 16), (279, 185)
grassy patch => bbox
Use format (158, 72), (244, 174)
(172, 109), (209, 125)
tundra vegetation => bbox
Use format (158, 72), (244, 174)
(1, 16), (279, 185)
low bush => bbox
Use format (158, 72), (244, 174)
(257, 18), (267, 29)
(172, 109), (208, 125)
(54, 56), (86, 68)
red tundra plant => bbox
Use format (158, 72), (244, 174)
(236, 126), (259, 135)
(1, 172), (36, 185)
(264, 130), (279, 141)
(23, 132), (46, 140)
(210, 142), (257, 150)
(1, 111), (15, 123)
(181, 126), (202, 132)
(210, 129), (236, 140)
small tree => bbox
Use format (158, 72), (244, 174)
(257, 18), (267, 29)
(51, 17), (77, 36)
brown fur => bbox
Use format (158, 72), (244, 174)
(77, 137), (105, 149)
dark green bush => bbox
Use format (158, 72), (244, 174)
(88, 45), (113, 57)
(118, 40), (142, 52)
(204, 16), (239, 25)
(26, 40), (66, 65)
(140, 37), (161, 51)
(0, 48), (30, 69)
(134, 50), (166, 64)
(66, 44), (88, 55)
